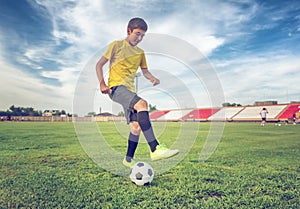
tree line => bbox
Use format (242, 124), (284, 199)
(0, 105), (69, 117)
(0, 103), (157, 118)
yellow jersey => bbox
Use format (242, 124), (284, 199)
(103, 39), (148, 92)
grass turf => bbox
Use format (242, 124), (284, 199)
(0, 122), (299, 208)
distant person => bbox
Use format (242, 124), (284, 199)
(96, 17), (179, 168)
(292, 113), (296, 125)
(260, 107), (268, 126)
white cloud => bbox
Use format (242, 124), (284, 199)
(0, 57), (73, 111)
(216, 52), (300, 105)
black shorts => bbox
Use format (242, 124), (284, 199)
(109, 85), (141, 124)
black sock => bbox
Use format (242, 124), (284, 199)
(126, 133), (139, 161)
(137, 111), (159, 152)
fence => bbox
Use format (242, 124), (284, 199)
(1, 116), (126, 122)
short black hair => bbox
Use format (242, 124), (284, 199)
(127, 17), (148, 32)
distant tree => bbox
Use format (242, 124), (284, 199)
(1, 106), (70, 117)
(87, 112), (96, 117)
(6, 105), (42, 116)
(118, 111), (125, 117)
(149, 104), (157, 112)
(53, 110), (61, 116)
(222, 102), (242, 107)
(0, 111), (7, 116)
(9, 105), (21, 116)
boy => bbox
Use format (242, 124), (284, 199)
(96, 17), (179, 168)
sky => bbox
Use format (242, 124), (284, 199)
(0, 0), (299, 115)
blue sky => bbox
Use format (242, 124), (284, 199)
(0, 0), (299, 114)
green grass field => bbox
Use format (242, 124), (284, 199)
(0, 122), (299, 208)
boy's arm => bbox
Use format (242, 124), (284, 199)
(96, 56), (111, 94)
(141, 68), (160, 86)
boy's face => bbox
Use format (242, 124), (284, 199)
(127, 28), (146, 46)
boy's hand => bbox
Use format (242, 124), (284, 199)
(100, 83), (112, 94)
(141, 68), (160, 86)
(150, 77), (160, 86)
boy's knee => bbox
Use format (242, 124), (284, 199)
(130, 122), (141, 135)
(139, 99), (148, 108)
(134, 99), (148, 111)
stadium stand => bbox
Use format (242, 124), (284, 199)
(208, 107), (245, 121)
(149, 103), (300, 122)
(233, 105), (287, 121)
(157, 109), (192, 121)
(181, 108), (221, 121)
(277, 103), (300, 120)
(149, 110), (170, 120)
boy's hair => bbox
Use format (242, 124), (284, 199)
(127, 17), (148, 33)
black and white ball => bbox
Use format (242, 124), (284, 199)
(130, 162), (154, 186)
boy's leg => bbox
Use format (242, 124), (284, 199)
(125, 121), (140, 162)
(123, 131), (139, 168)
(136, 110), (159, 152)
(126, 132), (139, 161)
(123, 115), (140, 167)
(133, 99), (158, 151)
(134, 99), (179, 161)
(110, 86), (178, 162)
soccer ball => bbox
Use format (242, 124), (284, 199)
(130, 162), (154, 186)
